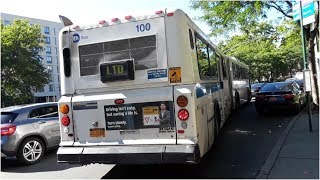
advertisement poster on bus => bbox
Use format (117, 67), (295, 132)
(104, 101), (175, 132)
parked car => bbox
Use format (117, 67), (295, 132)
(1, 102), (60, 165)
(285, 78), (304, 90)
(251, 83), (267, 98)
(255, 82), (306, 115)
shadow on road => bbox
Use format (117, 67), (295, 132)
(1, 149), (80, 173)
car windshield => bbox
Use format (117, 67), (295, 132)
(260, 83), (292, 92)
(1, 112), (18, 124)
(251, 83), (265, 89)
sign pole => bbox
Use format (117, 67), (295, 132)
(299, 1), (313, 132)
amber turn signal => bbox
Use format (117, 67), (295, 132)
(60, 104), (69, 114)
(177, 95), (188, 107)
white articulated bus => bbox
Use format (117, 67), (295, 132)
(57, 9), (250, 165)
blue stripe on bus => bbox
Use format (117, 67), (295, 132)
(196, 82), (221, 98)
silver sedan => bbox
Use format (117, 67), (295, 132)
(1, 102), (60, 165)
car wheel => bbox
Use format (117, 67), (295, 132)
(17, 137), (45, 165)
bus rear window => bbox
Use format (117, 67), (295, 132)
(79, 35), (157, 76)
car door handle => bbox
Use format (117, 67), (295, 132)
(38, 121), (46, 124)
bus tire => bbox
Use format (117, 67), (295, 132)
(235, 93), (240, 110)
(247, 89), (251, 103)
(214, 106), (221, 140)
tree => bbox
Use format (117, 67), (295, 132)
(192, 1), (319, 105)
(1, 20), (49, 107)
(218, 21), (301, 82)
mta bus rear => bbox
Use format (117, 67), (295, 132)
(57, 9), (200, 165)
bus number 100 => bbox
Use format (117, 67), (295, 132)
(136, 23), (151, 32)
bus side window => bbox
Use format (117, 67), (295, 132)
(208, 48), (219, 80)
(196, 35), (210, 80)
(189, 29), (194, 49)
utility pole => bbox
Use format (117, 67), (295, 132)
(299, 1), (313, 132)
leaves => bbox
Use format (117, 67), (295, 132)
(1, 20), (49, 107)
(218, 21), (302, 82)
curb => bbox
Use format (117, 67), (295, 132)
(256, 111), (303, 179)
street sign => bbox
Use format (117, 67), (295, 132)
(292, 1), (315, 25)
(304, 70), (312, 92)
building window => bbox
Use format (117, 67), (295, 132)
(44, 26), (50, 34)
(37, 86), (44, 92)
(4, 20), (11, 26)
(48, 75), (53, 82)
(45, 37), (51, 44)
(46, 56), (52, 63)
(53, 28), (56, 35)
(45, 46), (51, 54)
(47, 65), (53, 73)
(55, 47), (58, 55)
(49, 84), (54, 92)
(54, 38), (57, 45)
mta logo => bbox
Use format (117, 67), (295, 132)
(73, 34), (80, 43)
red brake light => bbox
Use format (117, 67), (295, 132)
(155, 10), (163, 15)
(177, 130), (185, 134)
(167, 12), (174, 17)
(114, 99), (125, 104)
(112, 18), (119, 22)
(61, 115), (70, 126)
(125, 16), (132, 20)
(283, 94), (294, 100)
(256, 95), (265, 100)
(178, 109), (189, 121)
(1, 125), (16, 136)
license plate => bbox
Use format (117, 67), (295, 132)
(90, 128), (105, 137)
(269, 97), (277, 101)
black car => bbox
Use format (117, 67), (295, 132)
(255, 82), (306, 115)
(285, 78), (304, 90)
(251, 83), (267, 98)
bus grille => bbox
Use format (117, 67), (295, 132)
(79, 35), (157, 76)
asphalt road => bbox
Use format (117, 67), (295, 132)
(103, 102), (295, 179)
(1, 102), (295, 179)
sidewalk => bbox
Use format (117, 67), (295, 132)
(258, 108), (319, 179)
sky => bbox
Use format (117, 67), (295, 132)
(1, 0), (214, 39)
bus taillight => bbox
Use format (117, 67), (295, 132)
(178, 109), (189, 121)
(177, 96), (188, 107)
(112, 18), (119, 22)
(60, 104), (69, 114)
(167, 12), (174, 17)
(125, 16), (132, 20)
(155, 10), (163, 15)
(61, 115), (70, 126)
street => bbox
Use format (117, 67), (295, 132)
(1, 102), (295, 179)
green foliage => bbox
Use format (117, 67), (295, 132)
(191, 1), (292, 37)
(1, 19), (49, 107)
(218, 21), (302, 82)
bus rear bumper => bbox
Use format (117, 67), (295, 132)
(57, 144), (200, 165)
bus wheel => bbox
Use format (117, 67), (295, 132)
(235, 94), (240, 110)
(247, 89), (251, 103)
(214, 107), (221, 140)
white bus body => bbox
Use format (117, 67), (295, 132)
(57, 9), (250, 165)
